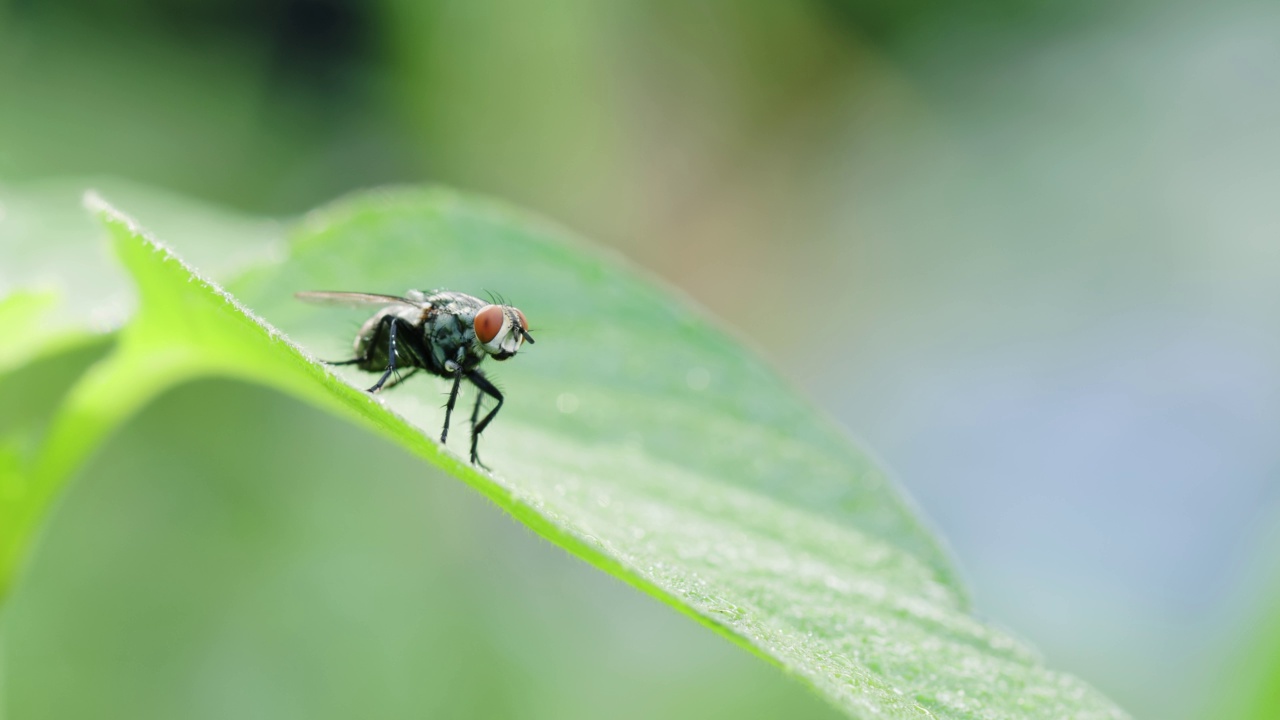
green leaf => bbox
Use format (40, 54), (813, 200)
(3, 189), (1129, 719)
(0, 181), (124, 361)
(1228, 601), (1280, 720)
(0, 178), (283, 372)
(1211, 525), (1280, 720)
(0, 291), (85, 375)
(0, 180), (283, 601)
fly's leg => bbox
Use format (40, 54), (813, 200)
(323, 326), (381, 367)
(327, 315), (425, 392)
(367, 316), (403, 393)
(469, 391), (484, 433)
(467, 388), (486, 465)
(465, 369), (504, 467)
(440, 367), (463, 444)
(378, 367), (419, 391)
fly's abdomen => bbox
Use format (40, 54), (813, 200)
(353, 310), (390, 371)
(353, 306), (429, 373)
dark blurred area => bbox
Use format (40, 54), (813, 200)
(0, 0), (407, 211)
(3, 0), (1280, 718)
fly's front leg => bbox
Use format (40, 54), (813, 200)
(440, 362), (463, 444)
(465, 369), (504, 467)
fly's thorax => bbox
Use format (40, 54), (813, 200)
(426, 306), (484, 371)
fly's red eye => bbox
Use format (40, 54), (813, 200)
(474, 305), (505, 344)
(514, 308), (528, 332)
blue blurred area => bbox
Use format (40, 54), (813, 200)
(3, 0), (1279, 717)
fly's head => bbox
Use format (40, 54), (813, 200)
(473, 304), (535, 360)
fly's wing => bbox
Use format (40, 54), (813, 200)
(295, 291), (429, 309)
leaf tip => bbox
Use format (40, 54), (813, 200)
(83, 191), (182, 266)
(82, 190), (127, 225)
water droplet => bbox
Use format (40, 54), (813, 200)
(556, 392), (579, 414)
(685, 367), (710, 391)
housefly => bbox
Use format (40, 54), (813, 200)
(296, 289), (534, 467)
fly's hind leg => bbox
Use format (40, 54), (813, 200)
(321, 328), (380, 367)
(378, 367), (420, 391)
(366, 316), (427, 393)
(367, 316), (402, 392)
(465, 369), (504, 467)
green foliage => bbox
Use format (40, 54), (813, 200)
(1212, 529), (1280, 720)
(1232, 600), (1280, 720)
(0, 187), (1129, 718)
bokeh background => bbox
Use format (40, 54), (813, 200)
(3, 0), (1280, 718)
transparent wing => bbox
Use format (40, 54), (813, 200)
(294, 290), (427, 309)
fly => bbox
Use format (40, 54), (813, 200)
(296, 289), (535, 467)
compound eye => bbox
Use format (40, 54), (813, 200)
(513, 308), (528, 332)
(474, 305), (506, 344)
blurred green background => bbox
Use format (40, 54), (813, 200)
(3, 0), (1280, 718)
